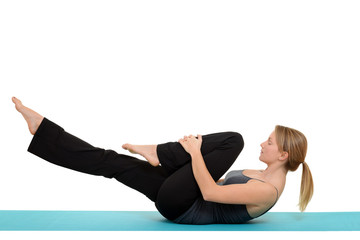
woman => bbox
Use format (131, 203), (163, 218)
(12, 97), (313, 224)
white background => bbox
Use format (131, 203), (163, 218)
(1, 0), (359, 238)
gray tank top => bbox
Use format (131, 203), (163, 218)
(173, 170), (279, 224)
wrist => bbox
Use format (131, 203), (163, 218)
(190, 150), (202, 158)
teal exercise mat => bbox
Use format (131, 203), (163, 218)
(0, 211), (359, 231)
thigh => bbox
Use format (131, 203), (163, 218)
(155, 134), (244, 220)
(157, 131), (244, 175)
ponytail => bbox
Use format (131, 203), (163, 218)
(275, 125), (314, 211)
(299, 162), (314, 212)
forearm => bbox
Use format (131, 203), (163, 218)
(190, 151), (218, 201)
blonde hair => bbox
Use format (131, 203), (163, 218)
(275, 125), (314, 212)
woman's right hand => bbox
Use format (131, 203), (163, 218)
(178, 134), (202, 155)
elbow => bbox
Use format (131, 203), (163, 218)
(202, 192), (211, 201)
(202, 194), (211, 202)
(201, 187), (217, 202)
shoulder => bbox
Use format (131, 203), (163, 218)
(242, 169), (265, 179)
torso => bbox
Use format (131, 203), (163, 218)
(174, 169), (285, 224)
(242, 169), (285, 218)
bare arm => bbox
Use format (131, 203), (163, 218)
(179, 135), (276, 205)
(190, 151), (275, 205)
(189, 150), (219, 200)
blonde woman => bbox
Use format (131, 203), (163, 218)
(12, 97), (313, 224)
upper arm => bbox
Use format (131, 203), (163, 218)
(204, 181), (277, 206)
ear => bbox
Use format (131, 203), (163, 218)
(279, 151), (289, 161)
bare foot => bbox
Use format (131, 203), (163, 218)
(122, 143), (160, 167)
(12, 97), (44, 135)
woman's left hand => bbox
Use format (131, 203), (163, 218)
(178, 134), (203, 155)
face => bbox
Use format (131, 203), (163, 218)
(259, 131), (284, 164)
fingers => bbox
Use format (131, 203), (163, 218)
(183, 135), (194, 140)
(178, 134), (201, 142)
(178, 135), (189, 142)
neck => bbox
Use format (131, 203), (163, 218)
(262, 163), (288, 180)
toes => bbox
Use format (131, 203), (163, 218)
(122, 144), (138, 154)
(12, 97), (24, 112)
(122, 144), (135, 153)
(12, 97), (18, 104)
(122, 144), (128, 150)
(12, 97), (21, 103)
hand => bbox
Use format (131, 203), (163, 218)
(178, 134), (203, 155)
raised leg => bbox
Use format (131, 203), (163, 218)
(28, 118), (169, 201)
(12, 97), (169, 202)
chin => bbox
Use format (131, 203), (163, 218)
(259, 157), (268, 164)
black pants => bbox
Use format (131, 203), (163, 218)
(28, 118), (244, 221)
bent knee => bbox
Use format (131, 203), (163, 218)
(226, 131), (244, 151)
(228, 132), (244, 145)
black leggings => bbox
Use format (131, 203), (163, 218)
(28, 118), (244, 221)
